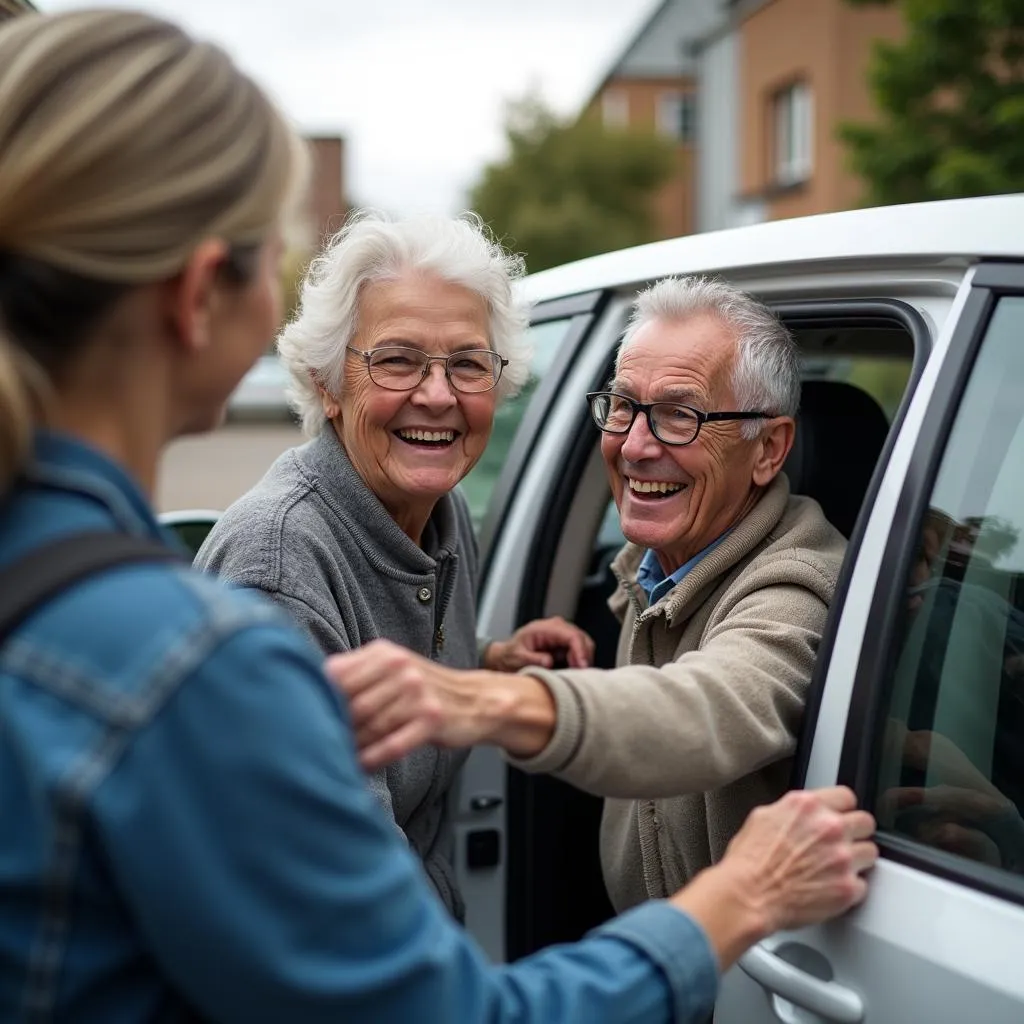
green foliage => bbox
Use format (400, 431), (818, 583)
(281, 249), (311, 324)
(839, 0), (1024, 205)
(842, 357), (912, 420)
(469, 95), (678, 273)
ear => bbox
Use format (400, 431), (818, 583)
(313, 371), (341, 420)
(163, 239), (231, 354)
(751, 416), (795, 487)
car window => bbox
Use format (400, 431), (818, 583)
(161, 515), (219, 558)
(804, 355), (911, 422)
(871, 296), (1024, 877)
(460, 317), (576, 526)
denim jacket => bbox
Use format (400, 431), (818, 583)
(0, 432), (718, 1024)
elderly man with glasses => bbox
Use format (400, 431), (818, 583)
(330, 274), (848, 912)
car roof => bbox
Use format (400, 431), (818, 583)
(520, 194), (1024, 305)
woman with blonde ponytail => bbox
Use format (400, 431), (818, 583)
(0, 10), (878, 1024)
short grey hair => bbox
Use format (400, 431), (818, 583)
(278, 210), (531, 435)
(617, 275), (800, 438)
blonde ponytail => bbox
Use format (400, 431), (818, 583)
(0, 9), (308, 490)
(0, 331), (33, 491)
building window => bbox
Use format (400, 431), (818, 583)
(772, 82), (813, 186)
(656, 91), (697, 143)
(602, 90), (629, 129)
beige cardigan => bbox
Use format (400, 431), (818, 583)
(510, 475), (847, 912)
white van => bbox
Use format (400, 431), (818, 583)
(455, 194), (1024, 1022)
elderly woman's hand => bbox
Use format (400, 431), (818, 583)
(483, 616), (595, 672)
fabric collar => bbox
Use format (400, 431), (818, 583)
(610, 474), (792, 624)
(296, 426), (460, 574)
(636, 530), (732, 606)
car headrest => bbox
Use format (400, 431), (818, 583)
(783, 380), (890, 538)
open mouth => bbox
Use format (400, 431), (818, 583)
(626, 478), (686, 500)
(395, 428), (459, 448)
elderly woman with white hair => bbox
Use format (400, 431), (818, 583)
(195, 212), (593, 919)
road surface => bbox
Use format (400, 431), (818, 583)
(156, 422), (304, 513)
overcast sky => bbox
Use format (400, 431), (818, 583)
(41, 0), (661, 215)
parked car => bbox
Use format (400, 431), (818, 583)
(167, 194), (1024, 1020)
(226, 353), (294, 421)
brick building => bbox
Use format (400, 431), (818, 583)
(588, 0), (905, 237)
(584, 0), (721, 239)
(304, 135), (349, 244)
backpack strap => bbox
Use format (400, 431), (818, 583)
(0, 531), (187, 644)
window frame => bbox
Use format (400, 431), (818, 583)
(656, 89), (697, 143)
(772, 80), (813, 186)
(477, 291), (607, 582)
(601, 90), (629, 129)
(836, 262), (1024, 907)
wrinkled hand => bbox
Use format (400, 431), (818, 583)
(722, 787), (878, 933)
(327, 640), (490, 770)
(484, 616), (595, 672)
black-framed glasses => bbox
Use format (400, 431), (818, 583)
(586, 391), (775, 446)
(346, 345), (508, 394)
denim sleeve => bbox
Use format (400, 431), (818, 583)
(93, 623), (718, 1024)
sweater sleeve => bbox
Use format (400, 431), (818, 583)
(508, 582), (827, 799)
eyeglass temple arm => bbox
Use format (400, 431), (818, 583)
(704, 411), (774, 422)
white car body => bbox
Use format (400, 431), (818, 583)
(457, 195), (1024, 1023)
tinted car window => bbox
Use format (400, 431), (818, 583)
(459, 317), (575, 525)
(872, 297), (1024, 876)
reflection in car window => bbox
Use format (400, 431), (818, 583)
(873, 297), (1024, 877)
(460, 317), (576, 526)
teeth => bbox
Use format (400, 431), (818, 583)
(399, 429), (455, 442)
(628, 479), (684, 494)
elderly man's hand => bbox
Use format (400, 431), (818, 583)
(484, 616), (595, 672)
(327, 640), (560, 768)
(327, 640), (489, 769)
(671, 787), (877, 970)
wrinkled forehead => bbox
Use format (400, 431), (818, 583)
(357, 271), (490, 326)
(613, 313), (739, 391)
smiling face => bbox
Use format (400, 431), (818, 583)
(604, 313), (788, 572)
(324, 271), (497, 536)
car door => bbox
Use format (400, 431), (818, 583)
(716, 263), (1024, 1022)
(483, 288), (928, 963)
(452, 291), (606, 961)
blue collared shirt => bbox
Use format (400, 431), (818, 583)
(637, 534), (731, 606)
(0, 431), (719, 1023)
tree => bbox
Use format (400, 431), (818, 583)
(839, 0), (1024, 206)
(468, 95), (677, 273)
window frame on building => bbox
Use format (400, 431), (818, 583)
(656, 89), (697, 144)
(600, 90), (630, 129)
(771, 80), (814, 186)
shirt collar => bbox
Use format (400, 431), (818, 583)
(636, 531), (731, 606)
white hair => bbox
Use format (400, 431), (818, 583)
(278, 210), (531, 435)
(617, 275), (800, 438)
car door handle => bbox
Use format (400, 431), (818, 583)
(738, 944), (864, 1023)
